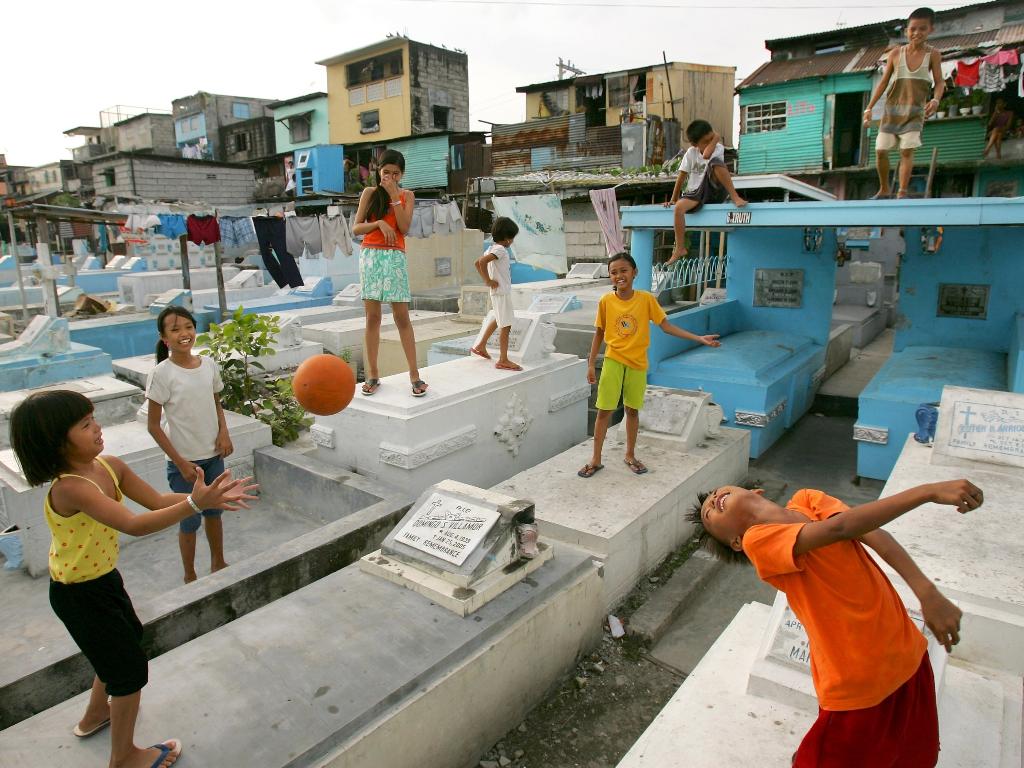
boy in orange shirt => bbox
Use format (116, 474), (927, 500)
(689, 480), (982, 766)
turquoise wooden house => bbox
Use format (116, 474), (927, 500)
(737, 5), (1024, 199)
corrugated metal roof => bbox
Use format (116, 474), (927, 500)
(493, 116), (569, 151)
(996, 23), (1024, 45)
(739, 49), (866, 89)
(929, 31), (1003, 51)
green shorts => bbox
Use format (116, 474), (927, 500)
(596, 357), (647, 411)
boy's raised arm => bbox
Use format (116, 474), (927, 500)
(794, 479), (982, 556)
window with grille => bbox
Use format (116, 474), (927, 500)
(743, 102), (787, 134)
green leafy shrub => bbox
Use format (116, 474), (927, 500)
(197, 307), (312, 446)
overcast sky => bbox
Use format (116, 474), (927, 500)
(2, 0), (985, 167)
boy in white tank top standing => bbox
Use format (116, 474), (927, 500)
(863, 7), (944, 199)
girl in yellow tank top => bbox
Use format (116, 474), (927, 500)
(10, 389), (258, 768)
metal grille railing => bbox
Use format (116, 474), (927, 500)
(651, 253), (725, 294)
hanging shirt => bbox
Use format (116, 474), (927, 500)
(954, 58), (980, 87)
(979, 61), (1008, 92)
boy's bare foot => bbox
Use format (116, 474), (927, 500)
(183, 571), (197, 584)
(211, 560), (228, 573)
(470, 345), (492, 360)
(495, 360), (523, 371)
(732, 195), (748, 207)
(896, 189), (909, 199)
(665, 249), (687, 266)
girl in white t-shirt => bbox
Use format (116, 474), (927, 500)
(145, 307), (233, 583)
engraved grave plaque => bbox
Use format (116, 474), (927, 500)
(392, 491), (500, 567)
(937, 283), (989, 320)
(753, 268), (804, 308)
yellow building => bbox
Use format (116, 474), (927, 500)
(318, 37), (469, 146)
(517, 61), (736, 145)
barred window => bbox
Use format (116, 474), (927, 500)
(743, 102), (787, 134)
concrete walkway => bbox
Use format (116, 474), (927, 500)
(818, 327), (894, 400)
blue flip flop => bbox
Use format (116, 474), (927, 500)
(147, 739), (182, 767)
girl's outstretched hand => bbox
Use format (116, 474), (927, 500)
(700, 334), (721, 347)
(191, 467), (260, 511)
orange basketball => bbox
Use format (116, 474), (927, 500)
(292, 354), (356, 416)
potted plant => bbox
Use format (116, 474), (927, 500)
(936, 97), (952, 119)
(958, 94), (972, 116)
(970, 89), (986, 115)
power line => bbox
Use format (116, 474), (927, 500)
(400, 0), (967, 7)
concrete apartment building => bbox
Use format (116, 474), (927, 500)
(171, 91), (277, 161)
(318, 36), (469, 145)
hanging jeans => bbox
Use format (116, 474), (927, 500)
(253, 218), (304, 288)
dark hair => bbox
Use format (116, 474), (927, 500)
(685, 119), (714, 144)
(366, 149), (406, 222)
(491, 216), (519, 242)
(685, 492), (751, 565)
(155, 305), (197, 363)
(10, 390), (95, 486)
(909, 7), (934, 23)
(608, 252), (637, 270)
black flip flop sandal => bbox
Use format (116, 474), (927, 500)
(361, 379), (381, 396)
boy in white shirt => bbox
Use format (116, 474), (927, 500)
(471, 217), (523, 371)
(663, 119), (747, 264)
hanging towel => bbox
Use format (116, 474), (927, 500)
(491, 194), (568, 275)
(589, 188), (625, 256)
(954, 58), (980, 87)
(408, 206), (428, 239)
(984, 49), (1019, 67)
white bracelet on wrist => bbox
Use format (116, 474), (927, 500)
(186, 495), (201, 513)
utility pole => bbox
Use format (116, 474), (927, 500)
(557, 57), (585, 80)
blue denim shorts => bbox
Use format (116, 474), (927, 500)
(167, 455), (225, 533)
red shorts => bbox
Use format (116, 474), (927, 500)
(793, 652), (939, 768)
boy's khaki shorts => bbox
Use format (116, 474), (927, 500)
(876, 131), (922, 152)
(596, 357), (647, 411)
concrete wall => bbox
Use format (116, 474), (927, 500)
(406, 228), (484, 293)
(87, 156), (255, 206)
(408, 41), (469, 135)
(895, 226), (1024, 354)
(115, 114), (176, 156)
(221, 117), (277, 164)
(726, 227), (839, 348)
(563, 199), (623, 267)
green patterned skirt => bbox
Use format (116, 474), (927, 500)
(359, 247), (411, 303)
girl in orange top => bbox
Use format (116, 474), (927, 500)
(10, 390), (257, 768)
(689, 480), (981, 766)
(352, 149), (427, 398)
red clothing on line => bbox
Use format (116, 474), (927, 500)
(186, 215), (220, 246)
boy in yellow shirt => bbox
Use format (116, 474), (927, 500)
(579, 252), (721, 478)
